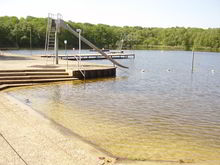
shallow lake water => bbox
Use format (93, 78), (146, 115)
(7, 50), (220, 163)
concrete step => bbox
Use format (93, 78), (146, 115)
(0, 72), (69, 76)
(0, 75), (73, 80)
(0, 69), (66, 72)
(0, 78), (78, 85)
(0, 83), (35, 91)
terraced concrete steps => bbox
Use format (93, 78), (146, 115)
(0, 69), (78, 90)
(0, 75), (73, 80)
(0, 72), (69, 76)
(0, 83), (35, 91)
(0, 78), (77, 84)
(0, 69), (66, 72)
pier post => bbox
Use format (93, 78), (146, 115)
(191, 50), (195, 73)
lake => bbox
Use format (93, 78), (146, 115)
(7, 50), (220, 163)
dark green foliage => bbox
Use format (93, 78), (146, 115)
(0, 16), (219, 52)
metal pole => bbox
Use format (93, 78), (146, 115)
(64, 40), (68, 69)
(191, 50), (195, 73)
(30, 27), (32, 55)
(76, 29), (81, 68)
(55, 31), (59, 64)
(79, 31), (81, 67)
(79, 31), (81, 55)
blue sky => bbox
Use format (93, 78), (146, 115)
(0, 0), (219, 28)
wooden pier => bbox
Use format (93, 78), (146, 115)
(41, 53), (135, 60)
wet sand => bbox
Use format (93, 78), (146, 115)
(0, 92), (118, 165)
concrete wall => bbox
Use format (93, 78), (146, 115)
(72, 68), (116, 79)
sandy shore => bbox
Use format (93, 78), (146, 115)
(0, 92), (118, 165)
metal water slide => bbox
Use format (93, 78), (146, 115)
(59, 20), (129, 69)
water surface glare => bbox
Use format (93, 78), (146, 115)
(8, 50), (220, 163)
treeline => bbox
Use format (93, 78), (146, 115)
(0, 16), (220, 52)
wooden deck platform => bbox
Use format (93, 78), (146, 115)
(41, 53), (135, 60)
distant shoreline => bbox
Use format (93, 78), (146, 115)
(134, 45), (220, 52)
(1, 47), (220, 53)
(1, 16), (219, 53)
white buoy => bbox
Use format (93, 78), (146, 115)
(211, 69), (215, 74)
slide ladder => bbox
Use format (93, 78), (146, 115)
(45, 13), (128, 69)
(45, 14), (57, 64)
